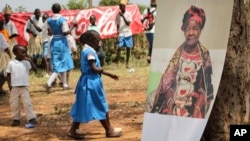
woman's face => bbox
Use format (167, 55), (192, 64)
(183, 20), (201, 47)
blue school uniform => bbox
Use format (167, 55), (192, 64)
(47, 16), (74, 72)
(70, 45), (108, 123)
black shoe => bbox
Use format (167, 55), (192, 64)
(11, 120), (20, 126)
(28, 118), (37, 124)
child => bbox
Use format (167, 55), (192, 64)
(68, 30), (122, 139)
(88, 15), (106, 67)
(6, 45), (38, 128)
(115, 0), (133, 68)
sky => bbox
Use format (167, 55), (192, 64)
(0, 0), (150, 12)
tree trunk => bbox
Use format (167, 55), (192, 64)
(202, 0), (250, 140)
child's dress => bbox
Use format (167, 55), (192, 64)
(47, 15), (74, 73)
(70, 44), (108, 123)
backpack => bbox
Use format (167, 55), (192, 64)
(142, 8), (156, 31)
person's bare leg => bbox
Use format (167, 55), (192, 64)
(126, 48), (130, 68)
(68, 122), (84, 139)
(116, 48), (121, 65)
(0, 76), (6, 94)
(99, 112), (121, 137)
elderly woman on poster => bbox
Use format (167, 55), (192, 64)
(150, 5), (214, 118)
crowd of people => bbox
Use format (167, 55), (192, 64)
(0, 0), (157, 139)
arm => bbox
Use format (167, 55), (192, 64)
(89, 60), (119, 80)
(29, 18), (43, 32)
(9, 34), (18, 39)
(25, 57), (38, 73)
(63, 22), (77, 36)
(7, 73), (12, 91)
(4, 48), (12, 58)
(119, 12), (130, 26)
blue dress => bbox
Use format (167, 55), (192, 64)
(70, 45), (108, 123)
(47, 16), (74, 73)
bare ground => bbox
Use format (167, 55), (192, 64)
(0, 64), (149, 141)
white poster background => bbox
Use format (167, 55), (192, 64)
(142, 0), (234, 141)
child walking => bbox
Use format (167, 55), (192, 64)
(68, 30), (122, 139)
(6, 45), (37, 128)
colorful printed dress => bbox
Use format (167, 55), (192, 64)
(150, 43), (213, 118)
(70, 44), (108, 123)
(47, 15), (74, 73)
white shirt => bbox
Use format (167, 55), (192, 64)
(4, 20), (18, 36)
(27, 15), (44, 35)
(142, 7), (157, 33)
(41, 23), (50, 43)
(6, 59), (31, 86)
(115, 11), (132, 37)
(0, 34), (9, 51)
(67, 34), (77, 54)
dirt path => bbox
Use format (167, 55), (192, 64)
(0, 66), (149, 141)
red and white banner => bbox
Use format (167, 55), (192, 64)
(0, 5), (143, 46)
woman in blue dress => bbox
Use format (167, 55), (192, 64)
(68, 30), (122, 139)
(44, 3), (76, 93)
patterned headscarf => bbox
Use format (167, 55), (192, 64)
(181, 5), (206, 30)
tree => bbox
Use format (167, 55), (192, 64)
(99, 0), (120, 6)
(202, 0), (250, 140)
(15, 6), (27, 12)
(67, 0), (89, 10)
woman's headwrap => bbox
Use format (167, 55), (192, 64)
(181, 5), (206, 30)
(3, 4), (12, 15)
(120, 0), (128, 5)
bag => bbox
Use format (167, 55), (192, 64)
(142, 8), (156, 31)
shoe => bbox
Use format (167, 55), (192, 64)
(11, 120), (20, 126)
(106, 128), (122, 138)
(25, 119), (37, 128)
(43, 84), (52, 94)
(25, 123), (36, 128)
(28, 118), (37, 124)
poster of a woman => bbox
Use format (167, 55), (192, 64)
(142, 0), (233, 141)
(150, 5), (213, 119)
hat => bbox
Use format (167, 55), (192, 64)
(120, 0), (128, 5)
(3, 4), (12, 14)
(150, 0), (157, 5)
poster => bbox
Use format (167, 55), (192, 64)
(141, 0), (234, 141)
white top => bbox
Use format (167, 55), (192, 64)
(0, 34), (9, 51)
(88, 25), (101, 34)
(47, 14), (69, 33)
(4, 20), (18, 36)
(67, 34), (77, 54)
(142, 6), (157, 33)
(6, 59), (31, 86)
(115, 11), (132, 37)
(41, 23), (50, 42)
(27, 15), (44, 35)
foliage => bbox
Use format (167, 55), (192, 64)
(67, 0), (89, 10)
(15, 6), (27, 12)
(99, 0), (120, 6)
(102, 33), (148, 65)
(137, 4), (148, 14)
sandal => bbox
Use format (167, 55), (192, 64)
(106, 128), (122, 138)
(67, 132), (84, 140)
